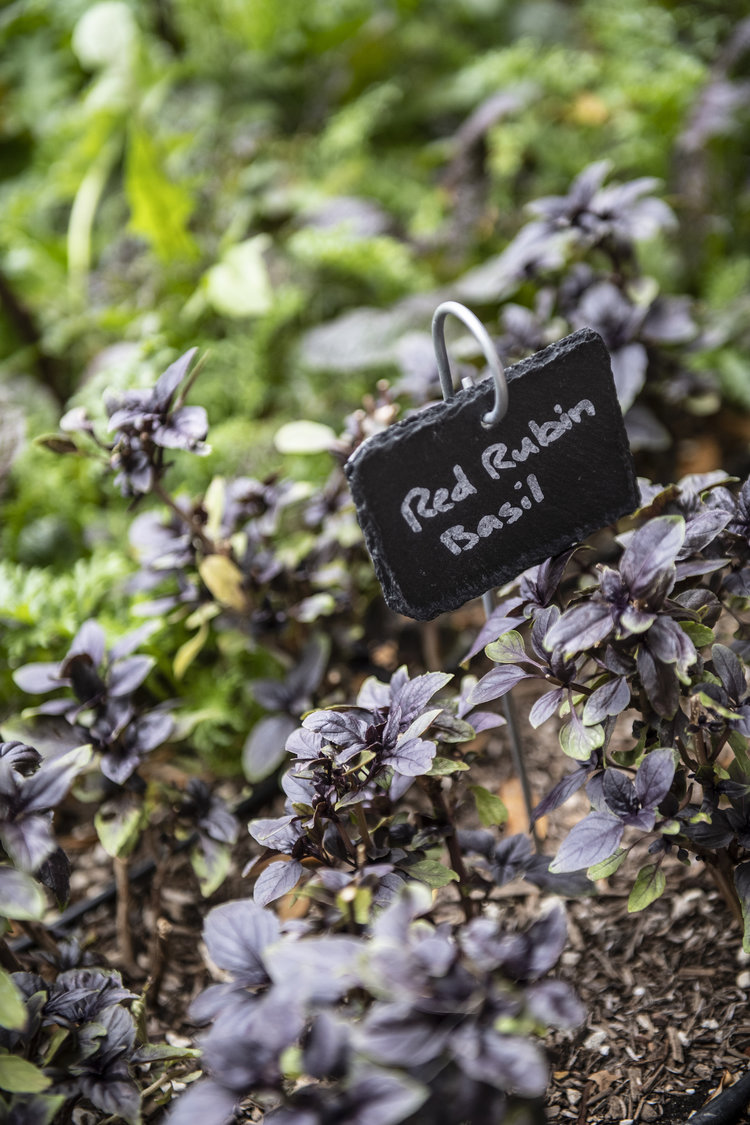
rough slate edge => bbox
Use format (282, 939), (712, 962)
(344, 327), (640, 621)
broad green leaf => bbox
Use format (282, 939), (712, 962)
(205, 236), (274, 318)
(627, 863), (666, 913)
(94, 800), (144, 858)
(0, 969), (27, 1031)
(174, 622), (210, 681)
(559, 717), (605, 761)
(679, 621), (715, 648)
(427, 757), (470, 776)
(274, 421), (337, 455)
(0, 1054), (51, 1093)
(198, 555), (248, 611)
(485, 631), (531, 665)
(191, 841), (232, 898)
(0, 867), (46, 921)
(587, 849), (627, 880)
(125, 125), (198, 261)
(470, 785), (508, 827)
(406, 859), (459, 888)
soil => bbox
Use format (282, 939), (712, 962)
(12, 676), (750, 1124)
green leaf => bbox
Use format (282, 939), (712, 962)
(406, 859), (459, 888)
(274, 421), (337, 454)
(204, 236), (274, 318)
(125, 125), (198, 262)
(728, 730), (750, 775)
(485, 631), (530, 665)
(198, 555), (248, 611)
(427, 757), (470, 776)
(587, 848), (627, 880)
(559, 718), (605, 761)
(190, 841), (232, 898)
(470, 785), (508, 827)
(0, 1053), (51, 1093)
(0, 969), (27, 1031)
(627, 863), (666, 913)
(679, 621), (715, 648)
(174, 621), (210, 681)
(94, 799), (144, 858)
(0, 867), (46, 921)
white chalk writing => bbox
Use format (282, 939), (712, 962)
(401, 464), (476, 533)
(440, 474), (544, 555)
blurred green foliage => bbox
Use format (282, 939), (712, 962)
(1, 0), (749, 767)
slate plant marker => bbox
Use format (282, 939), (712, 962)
(345, 306), (639, 621)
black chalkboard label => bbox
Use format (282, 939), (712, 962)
(344, 328), (638, 621)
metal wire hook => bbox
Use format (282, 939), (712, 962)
(431, 300), (509, 427)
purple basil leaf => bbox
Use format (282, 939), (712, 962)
(524, 855), (595, 896)
(303, 1010), (350, 1078)
(243, 714), (297, 783)
(602, 769), (638, 819)
(203, 899), (279, 984)
(523, 901), (568, 978)
(165, 1079), (237, 1125)
(78, 1075), (141, 1124)
(635, 749), (676, 809)
(303, 710), (370, 748)
(678, 509), (732, 557)
(520, 549), (576, 609)
(490, 834), (532, 886)
(249, 815), (300, 852)
(636, 647), (679, 719)
(133, 709), (174, 752)
(549, 811), (624, 872)
(23, 746), (91, 813)
(343, 1069), (428, 1125)
(712, 644), (747, 702)
(456, 828), (495, 857)
(362, 1002), (449, 1066)
(620, 515), (685, 600)
(467, 709), (506, 732)
(12, 662), (62, 694)
(253, 859), (305, 906)
(544, 600), (613, 655)
(529, 604), (561, 661)
(286, 727), (324, 760)
(266, 936), (363, 1003)
(67, 620), (106, 667)
(624, 807), (656, 831)
(0, 817), (55, 873)
(0, 741), (42, 772)
(462, 601), (525, 664)
(682, 811), (734, 849)
(531, 768), (590, 824)
(582, 677), (630, 725)
(286, 637), (331, 705)
(391, 671), (452, 725)
(108, 622), (160, 660)
(525, 979), (586, 1029)
(36, 846), (71, 907)
(382, 736), (436, 776)
(468, 664), (529, 706)
(528, 687), (564, 729)
(154, 347), (198, 408)
(675, 557), (729, 580)
(108, 655), (155, 696)
(453, 1026), (548, 1096)
(647, 616), (696, 672)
